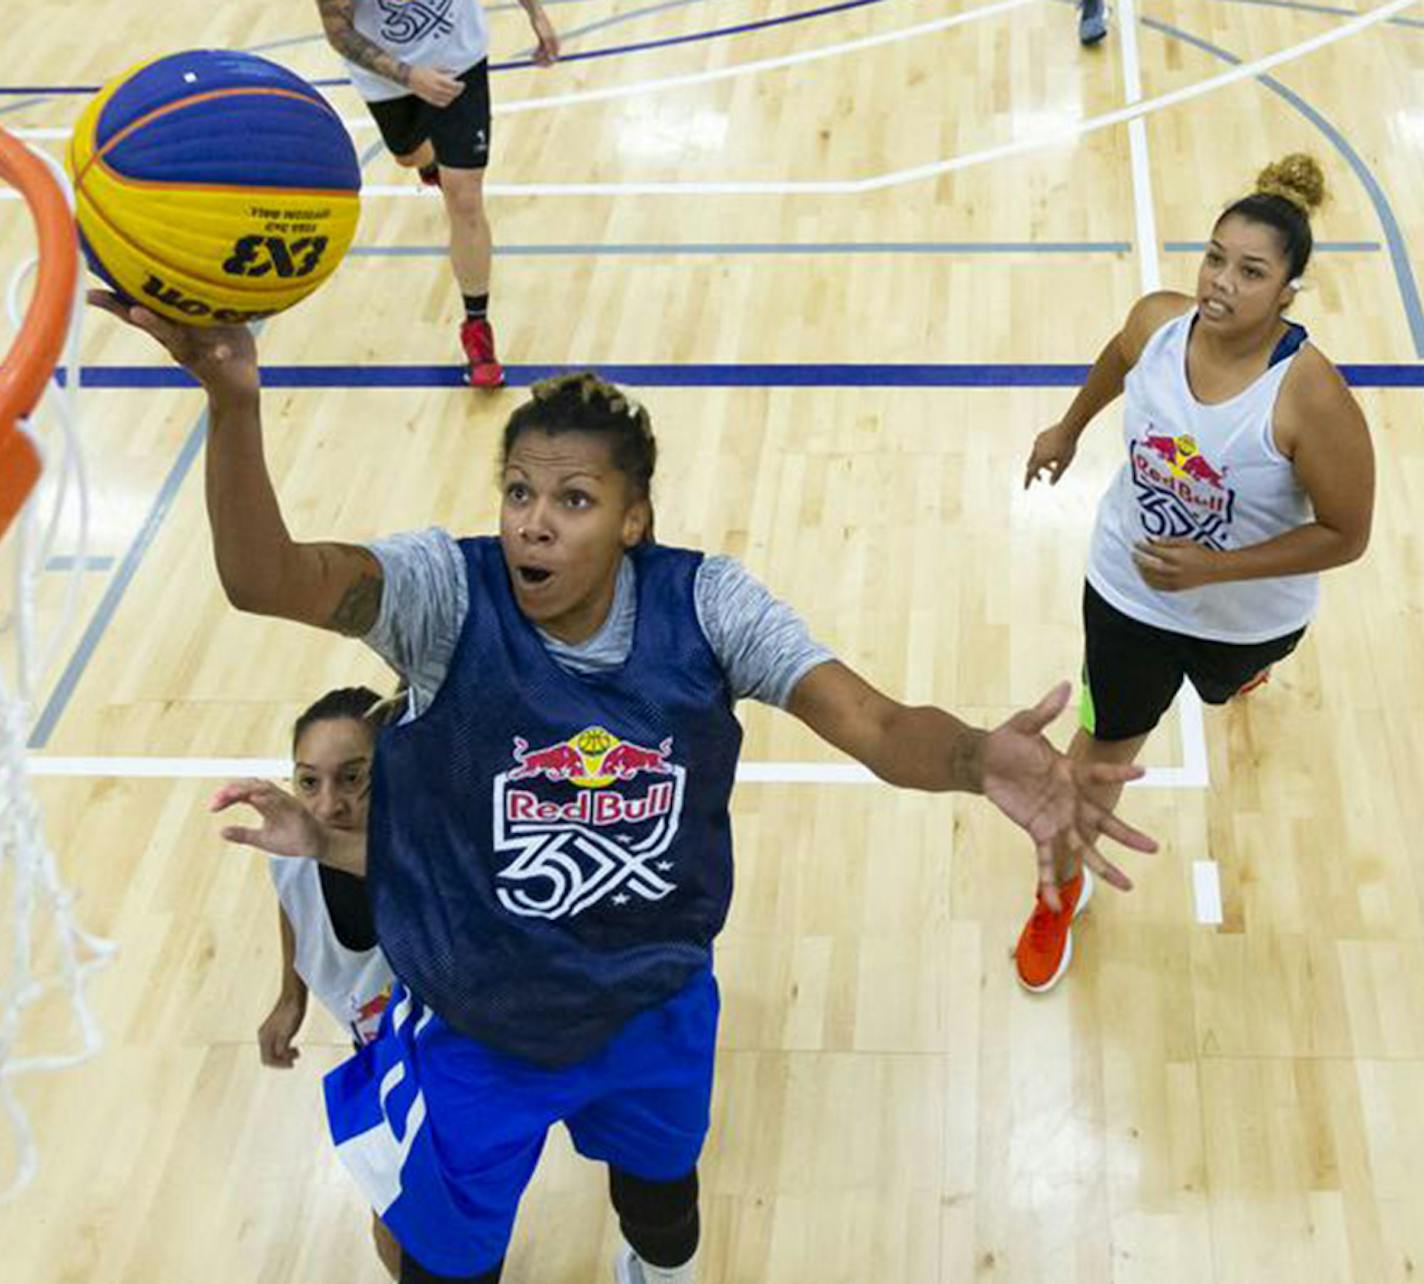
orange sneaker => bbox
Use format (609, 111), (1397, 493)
(1014, 866), (1094, 993)
(460, 318), (505, 389)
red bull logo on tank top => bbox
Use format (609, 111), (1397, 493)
(493, 725), (687, 921)
(1129, 426), (1236, 548)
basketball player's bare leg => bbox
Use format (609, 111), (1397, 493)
(1015, 727), (1148, 992)
(373, 1214), (401, 1279)
(441, 166), (501, 387)
(392, 141), (441, 189)
(394, 141), (435, 171)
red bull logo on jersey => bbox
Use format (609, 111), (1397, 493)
(493, 726), (688, 920)
(1130, 426), (1236, 549)
(1140, 432), (1228, 490)
(349, 985), (392, 1045)
(509, 725), (674, 788)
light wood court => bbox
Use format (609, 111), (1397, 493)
(3, 0), (1424, 1278)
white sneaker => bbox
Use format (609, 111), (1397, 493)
(614, 1244), (695, 1284)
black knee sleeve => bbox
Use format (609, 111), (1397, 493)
(609, 1166), (700, 1270)
(400, 1252), (503, 1284)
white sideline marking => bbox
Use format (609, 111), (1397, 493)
(1192, 858), (1223, 924)
(27, 754), (1202, 787)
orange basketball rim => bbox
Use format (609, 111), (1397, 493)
(0, 127), (78, 540)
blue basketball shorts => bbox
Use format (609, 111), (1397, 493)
(323, 967), (719, 1278)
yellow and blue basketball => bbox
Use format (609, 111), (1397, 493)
(66, 50), (361, 326)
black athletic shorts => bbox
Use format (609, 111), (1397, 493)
(1080, 581), (1306, 741)
(366, 60), (491, 170)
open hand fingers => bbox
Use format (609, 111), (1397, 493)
(1075, 835), (1133, 892)
(1011, 680), (1072, 736)
(86, 288), (171, 340)
(1079, 761), (1146, 789)
(1091, 804), (1158, 854)
(86, 289), (130, 320)
(209, 778), (276, 812)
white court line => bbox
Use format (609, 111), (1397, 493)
(26, 754), (1202, 787)
(1192, 857), (1224, 923)
(4, 0), (1039, 146)
(1117, 0), (1210, 790)
(1176, 684), (1209, 784)
(1119, 0), (1159, 299)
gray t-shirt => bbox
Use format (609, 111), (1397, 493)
(363, 529), (834, 717)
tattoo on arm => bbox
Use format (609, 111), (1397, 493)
(948, 725), (987, 794)
(317, 0), (412, 85)
(312, 544), (385, 636)
(327, 571), (384, 636)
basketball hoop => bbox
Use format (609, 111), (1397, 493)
(0, 125), (114, 1202)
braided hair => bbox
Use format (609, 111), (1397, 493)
(500, 372), (658, 541)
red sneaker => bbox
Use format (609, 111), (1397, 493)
(1014, 867), (1094, 993)
(460, 318), (504, 389)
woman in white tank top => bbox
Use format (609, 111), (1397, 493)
(1015, 155), (1374, 995)
(254, 685), (402, 1275)
(259, 687), (396, 1066)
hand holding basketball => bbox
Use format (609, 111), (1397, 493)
(408, 66), (466, 107)
(981, 682), (1156, 910)
(1024, 422), (1079, 488)
(88, 290), (259, 398)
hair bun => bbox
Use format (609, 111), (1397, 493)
(1255, 154), (1326, 215)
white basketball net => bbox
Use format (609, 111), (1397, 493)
(0, 142), (114, 1202)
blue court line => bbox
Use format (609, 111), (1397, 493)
(1165, 240), (1382, 254)
(346, 239), (1381, 259)
(0, 0), (902, 93)
(1145, 17), (1424, 358)
(515, 0), (718, 59)
(45, 555), (116, 572)
(28, 414), (209, 748)
(349, 240), (1135, 256)
(56, 362), (1424, 388)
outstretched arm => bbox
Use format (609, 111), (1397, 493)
(88, 294), (385, 636)
(787, 662), (1157, 907)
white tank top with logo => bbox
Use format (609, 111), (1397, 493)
(344, 0), (490, 103)
(268, 857), (396, 1044)
(1085, 309), (1318, 644)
